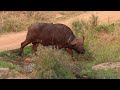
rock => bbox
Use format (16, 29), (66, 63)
(92, 62), (120, 71)
(0, 67), (31, 79)
(23, 63), (35, 73)
(14, 73), (29, 79)
(82, 76), (88, 79)
(0, 68), (10, 77)
(7, 71), (29, 79)
(24, 58), (33, 63)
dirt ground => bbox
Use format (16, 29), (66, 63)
(1, 11), (120, 51)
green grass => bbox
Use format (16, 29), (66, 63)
(0, 45), (77, 79)
(0, 60), (16, 69)
(0, 46), (33, 73)
(23, 45), (32, 56)
(1, 36), (120, 79)
(71, 14), (120, 79)
(1, 13), (120, 79)
(0, 45), (32, 60)
(29, 45), (77, 79)
(95, 24), (115, 33)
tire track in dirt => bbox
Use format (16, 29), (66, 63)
(0, 11), (120, 51)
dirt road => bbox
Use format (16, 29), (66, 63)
(0, 11), (120, 52)
(0, 31), (27, 51)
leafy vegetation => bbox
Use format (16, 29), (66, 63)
(71, 14), (120, 79)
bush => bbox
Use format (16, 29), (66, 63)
(95, 24), (115, 33)
(72, 20), (86, 37)
(29, 45), (79, 79)
(71, 15), (120, 79)
(89, 14), (98, 28)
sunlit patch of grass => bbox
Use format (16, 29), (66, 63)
(95, 24), (115, 33)
(29, 45), (78, 79)
(72, 15), (120, 79)
(0, 11), (87, 34)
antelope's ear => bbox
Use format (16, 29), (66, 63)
(70, 39), (78, 45)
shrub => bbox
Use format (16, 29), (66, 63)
(29, 45), (78, 79)
(95, 24), (115, 33)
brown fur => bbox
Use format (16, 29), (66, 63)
(19, 22), (85, 60)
